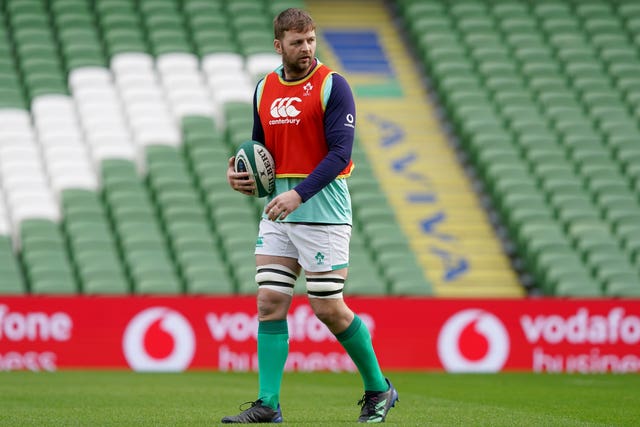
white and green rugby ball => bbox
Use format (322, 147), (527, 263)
(234, 140), (276, 198)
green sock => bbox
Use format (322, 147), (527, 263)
(258, 320), (289, 409)
(335, 315), (388, 392)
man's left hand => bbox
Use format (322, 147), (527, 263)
(265, 190), (302, 221)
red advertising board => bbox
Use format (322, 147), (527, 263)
(0, 296), (639, 373)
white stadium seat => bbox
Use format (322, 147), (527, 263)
(157, 52), (199, 74)
(68, 67), (113, 91)
(246, 53), (281, 82)
(111, 52), (155, 75)
(201, 52), (244, 75)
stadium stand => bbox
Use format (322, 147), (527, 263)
(307, 1), (521, 297)
(394, 0), (640, 296)
(4, 0), (638, 297)
(0, 0), (431, 296)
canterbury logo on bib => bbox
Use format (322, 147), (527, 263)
(270, 97), (302, 118)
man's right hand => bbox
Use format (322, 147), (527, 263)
(227, 156), (256, 196)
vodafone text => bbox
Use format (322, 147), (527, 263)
(0, 351), (56, 371)
(218, 346), (356, 372)
(521, 308), (640, 373)
(532, 348), (640, 373)
(0, 305), (72, 342)
(207, 305), (373, 372)
(206, 305), (375, 343)
(0, 304), (71, 371)
(520, 308), (640, 345)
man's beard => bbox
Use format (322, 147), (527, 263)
(284, 55), (313, 76)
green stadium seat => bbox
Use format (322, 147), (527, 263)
(63, 206), (106, 225)
(348, 234), (388, 295)
(377, 249), (432, 295)
(24, 249), (78, 295)
(136, 273), (183, 294)
(180, 251), (233, 294)
(618, 225), (640, 258)
(226, 0), (264, 16)
(267, 0), (305, 17)
(554, 275), (603, 297)
(75, 247), (129, 294)
(183, 0), (224, 14)
(82, 272), (130, 295)
(604, 273), (640, 297)
(232, 255), (259, 295)
(126, 248), (182, 294)
(0, 235), (25, 294)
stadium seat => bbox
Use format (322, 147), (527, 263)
(0, 235), (25, 294)
(179, 249), (234, 294)
(347, 232), (388, 295)
(19, 218), (78, 294)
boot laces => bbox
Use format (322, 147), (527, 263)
(358, 391), (380, 414)
(238, 400), (261, 411)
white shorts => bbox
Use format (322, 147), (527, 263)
(255, 220), (351, 272)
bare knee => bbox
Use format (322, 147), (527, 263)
(257, 290), (291, 321)
(309, 299), (353, 334)
(312, 303), (335, 325)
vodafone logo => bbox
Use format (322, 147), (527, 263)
(270, 97), (301, 118)
(123, 307), (195, 372)
(437, 309), (509, 372)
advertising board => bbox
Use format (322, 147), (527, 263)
(1, 297), (638, 373)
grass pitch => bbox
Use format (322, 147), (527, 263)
(1, 371), (639, 426)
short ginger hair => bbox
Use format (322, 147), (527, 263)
(273, 8), (315, 40)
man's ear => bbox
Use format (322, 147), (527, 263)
(274, 39), (282, 54)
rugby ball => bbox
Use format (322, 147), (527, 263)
(234, 140), (275, 198)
